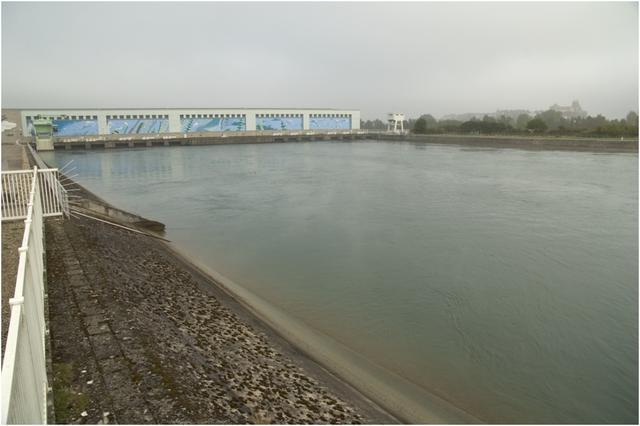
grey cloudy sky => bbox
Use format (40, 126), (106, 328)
(2, 2), (638, 119)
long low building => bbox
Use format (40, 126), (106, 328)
(19, 108), (360, 137)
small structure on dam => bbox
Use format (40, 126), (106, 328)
(31, 116), (55, 150)
(387, 112), (406, 134)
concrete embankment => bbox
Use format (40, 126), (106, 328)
(373, 133), (638, 152)
(45, 214), (398, 424)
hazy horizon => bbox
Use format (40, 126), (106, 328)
(2, 2), (638, 120)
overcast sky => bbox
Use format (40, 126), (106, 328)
(2, 2), (638, 119)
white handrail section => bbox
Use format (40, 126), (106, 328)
(1, 166), (48, 424)
(26, 144), (70, 219)
(2, 168), (68, 221)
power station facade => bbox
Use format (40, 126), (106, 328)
(19, 108), (360, 137)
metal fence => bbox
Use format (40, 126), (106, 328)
(1, 167), (48, 424)
(2, 168), (68, 221)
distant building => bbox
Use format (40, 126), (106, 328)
(494, 110), (532, 120)
(549, 101), (587, 119)
(440, 102), (588, 122)
(440, 112), (487, 122)
(441, 110), (533, 122)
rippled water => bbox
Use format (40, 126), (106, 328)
(42, 141), (638, 423)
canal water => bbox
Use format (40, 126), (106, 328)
(41, 141), (638, 423)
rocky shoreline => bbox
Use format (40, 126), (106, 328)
(45, 213), (396, 424)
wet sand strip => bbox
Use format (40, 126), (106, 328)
(45, 215), (397, 424)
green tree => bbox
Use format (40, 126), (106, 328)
(497, 115), (514, 127)
(413, 117), (427, 134)
(527, 118), (548, 133)
(536, 110), (566, 130)
(420, 114), (438, 129)
(438, 119), (462, 132)
(626, 111), (638, 126)
(516, 113), (531, 130)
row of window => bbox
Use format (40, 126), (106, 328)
(256, 113), (304, 118)
(180, 114), (245, 119)
(29, 115), (98, 121)
(107, 115), (169, 119)
(28, 112), (353, 121)
(310, 114), (351, 118)
(28, 114), (170, 121)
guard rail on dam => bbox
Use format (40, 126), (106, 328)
(49, 129), (375, 150)
(0, 166), (69, 424)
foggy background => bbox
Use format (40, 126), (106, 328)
(2, 2), (637, 119)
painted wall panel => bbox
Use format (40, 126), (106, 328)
(21, 110), (359, 136)
(26, 118), (99, 136)
(107, 119), (169, 134)
(309, 117), (351, 130)
(54, 119), (99, 136)
(180, 117), (246, 132)
(256, 117), (303, 131)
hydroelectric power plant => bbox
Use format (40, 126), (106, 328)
(19, 108), (362, 150)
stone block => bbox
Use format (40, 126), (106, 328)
(89, 333), (121, 360)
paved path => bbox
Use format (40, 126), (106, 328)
(1, 141), (28, 171)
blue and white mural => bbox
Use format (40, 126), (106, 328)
(108, 119), (169, 134)
(309, 117), (351, 130)
(256, 116), (303, 131)
(180, 117), (246, 132)
(26, 118), (99, 136)
(53, 119), (99, 136)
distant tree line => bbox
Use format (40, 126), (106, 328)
(361, 111), (639, 138)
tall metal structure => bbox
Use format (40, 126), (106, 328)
(387, 113), (405, 133)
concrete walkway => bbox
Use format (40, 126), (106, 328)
(46, 218), (153, 424)
(1, 141), (28, 172)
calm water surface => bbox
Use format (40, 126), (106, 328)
(42, 141), (638, 423)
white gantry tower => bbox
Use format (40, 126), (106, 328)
(387, 113), (405, 133)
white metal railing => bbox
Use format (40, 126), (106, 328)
(27, 144), (70, 218)
(1, 168), (67, 221)
(1, 166), (48, 424)
(27, 144), (47, 170)
(1, 170), (33, 221)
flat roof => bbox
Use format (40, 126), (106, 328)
(19, 107), (358, 111)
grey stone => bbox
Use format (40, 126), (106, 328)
(89, 333), (121, 360)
